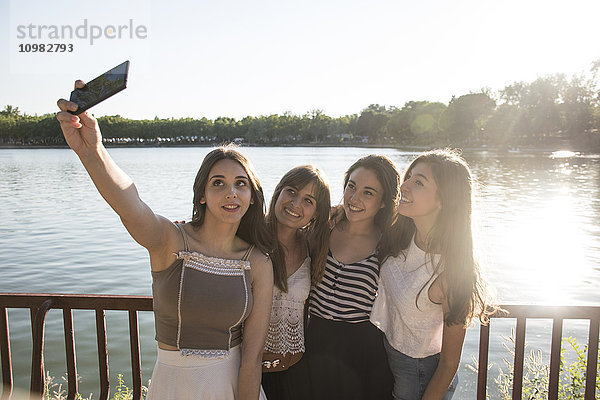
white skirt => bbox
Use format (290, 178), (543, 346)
(147, 346), (242, 400)
(146, 346), (269, 400)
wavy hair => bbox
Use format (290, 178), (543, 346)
(267, 165), (331, 291)
(397, 149), (494, 326)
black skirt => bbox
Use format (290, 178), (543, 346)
(302, 315), (394, 400)
(261, 354), (312, 400)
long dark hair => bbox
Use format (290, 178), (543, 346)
(335, 154), (402, 263)
(397, 149), (494, 326)
(190, 144), (272, 256)
(267, 165), (331, 291)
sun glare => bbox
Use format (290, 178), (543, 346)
(504, 194), (587, 305)
(551, 150), (577, 159)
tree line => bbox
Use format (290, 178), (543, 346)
(2, 65), (600, 150)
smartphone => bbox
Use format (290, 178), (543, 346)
(68, 60), (130, 115)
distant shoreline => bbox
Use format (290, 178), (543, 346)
(0, 143), (588, 154)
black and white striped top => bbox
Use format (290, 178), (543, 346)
(309, 249), (380, 323)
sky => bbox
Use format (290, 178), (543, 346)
(1, 0), (599, 120)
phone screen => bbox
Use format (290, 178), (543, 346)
(69, 61), (129, 115)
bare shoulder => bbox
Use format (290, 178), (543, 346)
(248, 248), (273, 281)
(248, 248), (272, 270)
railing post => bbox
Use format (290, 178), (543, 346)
(29, 298), (53, 400)
(477, 323), (490, 400)
(585, 317), (599, 400)
(128, 310), (142, 400)
(63, 308), (78, 400)
(548, 318), (563, 400)
(95, 309), (109, 400)
(512, 317), (526, 400)
(0, 307), (12, 400)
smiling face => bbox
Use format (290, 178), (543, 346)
(343, 167), (385, 223)
(274, 181), (318, 230)
(398, 162), (441, 227)
(201, 158), (253, 224)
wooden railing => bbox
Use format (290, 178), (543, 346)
(0, 294), (598, 400)
(477, 304), (599, 400)
(0, 293), (153, 400)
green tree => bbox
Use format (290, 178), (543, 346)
(522, 75), (564, 139)
(1, 105), (21, 117)
(441, 93), (496, 143)
(356, 104), (389, 143)
(300, 109), (331, 143)
(560, 75), (596, 136)
(213, 117), (238, 141)
(484, 104), (522, 145)
(246, 116), (269, 143)
(388, 101), (446, 144)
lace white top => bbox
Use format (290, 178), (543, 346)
(264, 257), (311, 355)
(370, 237), (443, 358)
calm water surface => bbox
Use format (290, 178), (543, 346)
(1, 147), (599, 398)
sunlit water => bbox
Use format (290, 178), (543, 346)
(1, 147), (598, 398)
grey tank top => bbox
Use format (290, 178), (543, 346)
(151, 224), (254, 357)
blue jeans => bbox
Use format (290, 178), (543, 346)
(383, 337), (457, 400)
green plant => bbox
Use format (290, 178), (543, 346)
(110, 373), (148, 400)
(42, 372), (148, 400)
(558, 336), (599, 399)
(43, 371), (92, 400)
(494, 333), (550, 399)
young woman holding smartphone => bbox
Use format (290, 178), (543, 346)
(56, 82), (274, 400)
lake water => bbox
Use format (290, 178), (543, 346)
(1, 147), (599, 399)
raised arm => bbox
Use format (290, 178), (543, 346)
(56, 81), (175, 259)
(237, 250), (273, 400)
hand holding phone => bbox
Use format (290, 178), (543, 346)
(68, 60), (129, 115)
(56, 81), (103, 156)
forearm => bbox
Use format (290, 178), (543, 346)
(237, 358), (262, 400)
(421, 359), (459, 400)
(78, 144), (144, 220)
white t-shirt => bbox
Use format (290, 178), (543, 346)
(370, 237), (444, 358)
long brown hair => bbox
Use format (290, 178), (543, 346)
(398, 149), (494, 326)
(190, 144), (272, 256)
(267, 165), (331, 291)
(336, 154), (402, 263)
